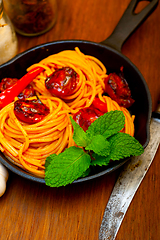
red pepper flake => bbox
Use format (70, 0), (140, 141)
(4, 0), (56, 34)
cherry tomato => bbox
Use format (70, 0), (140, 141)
(0, 78), (18, 92)
(0, 77), (35, 99)
(104, 68), (134, 108)
(45, 67), (78, 98)
(73, 107), (104, 131)
(92, 98), (107, 113)
(14, 99), (50, 124)
(18, 84), (35, 99)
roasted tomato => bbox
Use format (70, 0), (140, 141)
(18, 84), (35, 99)
(92, 97), (107, 113)
(104, 67), (134, 108)
(14, 99), (50, 124)
(0, 77), (35, 99)
(73, 107), (104, 132)
(45, 67), (78, 98)
(0, 78), (18, 92)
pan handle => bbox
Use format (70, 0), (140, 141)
(101, 0), (159, 52)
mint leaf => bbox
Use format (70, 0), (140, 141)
(45, 146), (91, 187)
(85, 135), (110, 157)
(70, 117), (89, 147)
(91, 153), (110, 166)
(45, 154), (56, 169)
(80, 168), (91, 178)
(86, 110), (125, 140)
(106, 132), (144, 161)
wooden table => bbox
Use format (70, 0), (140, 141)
(1, 0), (160, 239)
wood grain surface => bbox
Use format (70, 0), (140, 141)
(1, 0), (160, 239)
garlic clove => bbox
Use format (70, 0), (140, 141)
(0, 175), (7, 197)
(0, 163), (9, 197)
(0, 163), (9, 181)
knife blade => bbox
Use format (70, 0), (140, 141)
(99, 113), (160, 240)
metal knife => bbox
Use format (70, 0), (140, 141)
(99, 107), (160, 240)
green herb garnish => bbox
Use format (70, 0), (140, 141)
(45, 110), (144, 187)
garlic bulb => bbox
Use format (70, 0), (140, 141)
(0, 163), (9, 197)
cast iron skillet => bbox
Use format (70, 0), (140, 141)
(0, 0), (158, 184)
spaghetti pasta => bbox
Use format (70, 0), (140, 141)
(98, 94), (134, 136)
(28, 47), (106, 112)
(0, 47), (135, 177)
(0, 96), (75, 177)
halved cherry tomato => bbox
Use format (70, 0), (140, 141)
(18, 84), (35, 99)
(104, 67), (134, 108)
(0, 78), (18, 92)
(45, 67), (78, 98)
(92, 97), (107, 113)
(73, 107), (104, 132)
(0, 78), (35, 99)
(14, 99), (50, 124)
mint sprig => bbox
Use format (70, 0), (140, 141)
(45, 110), (144, 187)
(85, 135), (111, 157)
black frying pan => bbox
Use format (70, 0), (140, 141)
(0, 0), (158, 184)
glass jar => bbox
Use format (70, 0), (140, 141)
(3, 0), (57, 37)
(0, 0), (18, 65)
